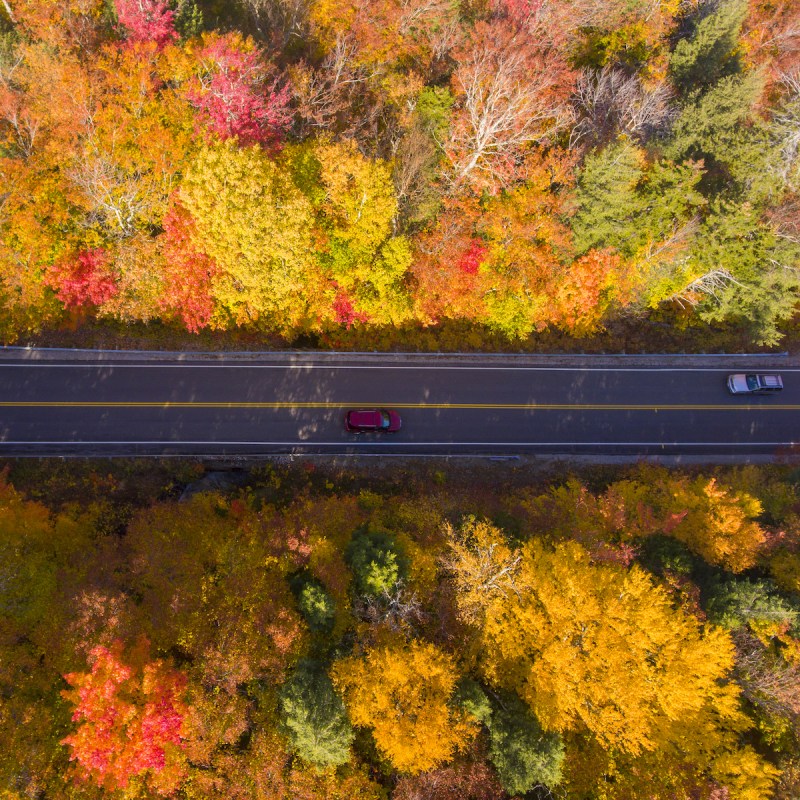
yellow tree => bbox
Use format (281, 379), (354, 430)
(331, 638), (476, 773)
(448, 533), (778, 795)
(179, 140), (321, 330)
(295, 138), (413, 326)
(652, 473), (767, 573)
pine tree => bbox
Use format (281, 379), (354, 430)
(279, 661), (354, 767)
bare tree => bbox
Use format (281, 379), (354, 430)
(68, 137), (170, 238)
(237, 0), (311, 50)
(440, 518), (521, 624)
(669, 267), (746, 309)
(444, 23), (574, 190)
(771, 70), (800, 187)
(571, 66), (676, 147)
(292, 35), (384, 142)
(397, 0), (462, 62)
(355, 583), (426, 631)
(732, 629), (800, 723)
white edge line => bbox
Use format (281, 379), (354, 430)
(0, 363), (799, 373)
(0, 441), (796, 447)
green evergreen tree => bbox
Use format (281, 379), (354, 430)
(296, 578), (336, 632)
(346, 527), (408, 597)
(669, 0), (748, 92)
(704, 578), (799, 633)
(689, 201), (800, 344)
(279, 661), (355, 767)
(457, 680), (564, 795)
(571, 142), (646, 256)
(488, 693), (565, 795)
(174, 0), (204, 39)
(572, 142), (704, 257)
(665, 73), (772, 197)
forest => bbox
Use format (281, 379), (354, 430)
(0, 0), (799, 349)
(1, 459), (799, 799)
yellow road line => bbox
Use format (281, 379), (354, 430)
(0, 401), (799, 411)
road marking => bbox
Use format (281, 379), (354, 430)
(0, 401), (799, 410)
(1, 363), (799, 373)
(0, 440), (796, 447)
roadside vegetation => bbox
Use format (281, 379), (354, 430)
(1, 459), (799, 799)
(0, 0), (799, 350)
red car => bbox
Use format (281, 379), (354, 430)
(345, 409), (402, 433)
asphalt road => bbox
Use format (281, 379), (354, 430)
(0, 355), (798, 456)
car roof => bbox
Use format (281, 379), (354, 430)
(348, 410), (383, 424)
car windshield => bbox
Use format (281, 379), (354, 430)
(746, 375), (759, 390)
(380, 411), (391, 428)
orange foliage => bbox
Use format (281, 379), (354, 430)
(62, 637), (189, 795)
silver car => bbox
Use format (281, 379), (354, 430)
(727, 374), (784, 394)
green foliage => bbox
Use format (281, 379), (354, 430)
(638, 534), (697, 577)
(415, 86), (454, 143)
(572, 143), (704, 261)
(689, 201), (800, 344)
(665, 72), (770, 196)
(488, 692), (565, 795)
(456, 680), (565, 793)
(174, 0), (204, 38)
(295, 576), (336, 632)
(704, 578), (799, 634)
(669, 0), (748, 91)
(571, 141), (645, 256)
(346, 527), (409, 597)
(279, 661), (354, 766)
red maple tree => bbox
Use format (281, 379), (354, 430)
(187, 34), (293, 147)
(47, 249), (119, 309)
(456, 239), (488, 274)
(160, 199), (218, 332)
(62, 638), (188, 794)
(114, 0), (178, 47)
(332, 291), (369, 328)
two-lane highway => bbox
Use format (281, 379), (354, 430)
(0, 355), (797, 456)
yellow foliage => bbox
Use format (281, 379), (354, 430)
(332, 639), (476, 773)
(441, 517), (521, 625)
(179, 140), (320, 329)
(770, 549), (800, 595)
(474, 540), (749, 758)
(664, 476), (767, 572)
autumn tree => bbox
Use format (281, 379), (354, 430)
(445, 21), (574, 192)
(441, 517), (521, 626)
(332, 638), (476, 773)
(0, 476), (102, 796)
(452, 533), (776, 795)
(114, 0), (178, 47)
(46, 248), (118, 308)
(178, 139), (319, 329)
(62, 637), (189, 795)
(125, 494), (308, 692)
(293, 138), (414, 325)
(656, 474), (770, 572)
(158, 197), (218, 332)
(187, 32), (292, 147)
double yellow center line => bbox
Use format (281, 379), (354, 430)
(0, 401), (798, 410)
